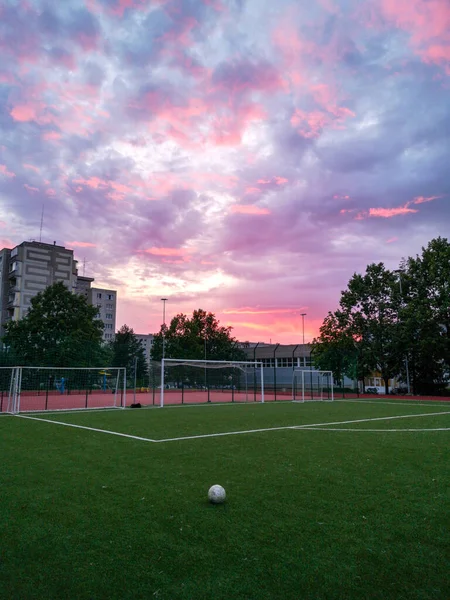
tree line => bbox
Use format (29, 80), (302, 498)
(1, 283), (243, 385)
(312, 237), (450, 395)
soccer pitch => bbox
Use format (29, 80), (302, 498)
(1, 401), (449, 599)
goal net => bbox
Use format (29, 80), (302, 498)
(0, 366), (18, 414)
(159, 359), (264, 406)
(8, 367), (127, 413)
(292, 370), (334, 402)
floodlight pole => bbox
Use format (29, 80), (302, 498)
(301, 313), (307, 348)
(395, 272), (411, 395)
(161, 298), (168, 407)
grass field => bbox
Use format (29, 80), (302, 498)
(1, 400), (450, 599)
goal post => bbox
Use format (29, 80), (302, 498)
(9, 366), (127, 413)
(293, 369), (334, 402)
(160, 359), (264, 407)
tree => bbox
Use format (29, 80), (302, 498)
(402, 237), (450, 394)
(313, 264), (402, 394)
(110, 325), (148, 386)
(312, 311), (360, 391)
(151, 309), (246, 362)
(3, 281), (106, 367)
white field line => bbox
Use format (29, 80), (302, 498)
(155, 410), (450, 443)
(14, 409), (450, 445)
(337, 399), (450, 408)
(297, 427), (450, 432)
(15, 415), (157, 443)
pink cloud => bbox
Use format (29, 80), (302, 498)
(143, 247), (192, 257)
(10, 104), (37, 122)
(0, 164), (16, 178)
(24, 184), (39, 194)
(229, 205), (271, 215)
(42, 131), (62, 141)
(368, 205), (418, 218)
(386, 237), (398, 244)
(412, 195), (443, 204)
(224, 307), (304, 315)
(380, 0), (450, 71)
(67, 241), (97, 248)
(23, 163), (40, 173)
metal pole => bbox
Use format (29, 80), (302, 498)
(301, 313), (307, 347)
(161, 298), (167, 407)
(396, 272), (411, 394)
(133, 355), (137, 405)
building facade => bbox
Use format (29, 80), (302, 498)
(135, 333), (154, 364)
(89, 287), (117, 342)
(0, 241), (117, 342)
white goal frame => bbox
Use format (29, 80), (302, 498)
(7, 366), (127, 414)
(293, 369), (334, 402)
(160, 358), (264, 407)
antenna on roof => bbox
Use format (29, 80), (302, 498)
(39, 204), (45, 242)
(83, 257), (87, 276)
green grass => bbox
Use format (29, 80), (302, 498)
(1, 401), (449, 599)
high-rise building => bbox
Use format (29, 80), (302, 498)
(0, 241), (117, 342)
(90, 287), (117, 342)
(135, 333), (154, 364)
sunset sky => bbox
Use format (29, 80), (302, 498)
(1, 0), (449, 344)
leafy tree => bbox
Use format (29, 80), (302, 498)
(151, 309), (246, 362)
(313, 264), (402, 394)
(402, 237), (450, 394)
(312, 311), (360, 390)
(3, 281), (106, 367)
(110, 325), (148, 386)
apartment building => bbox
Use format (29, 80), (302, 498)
(90, 287), (117, 342)
(135, 333), (154, 364)
(0, 241), (117, 342)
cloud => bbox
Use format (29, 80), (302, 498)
(0, 0), (449, 344)
(229, 205), (271, 215)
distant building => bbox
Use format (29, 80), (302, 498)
(89, 287), (117, 342)
(0, 240), (117, 342)
(135, 333), (154, 364)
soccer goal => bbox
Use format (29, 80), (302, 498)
(0, 366), (19, 414)
(8, 366), (127, 413)
(159, 359), (264, 406)
(292, 370), (334, 402)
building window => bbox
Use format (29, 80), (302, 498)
(107, 294), (113, 300)
(106, 313), (113, 320)
(105, 323), (113, 330)
(97, 293), (102, 299)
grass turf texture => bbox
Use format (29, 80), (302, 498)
(0, 402), (449, 599)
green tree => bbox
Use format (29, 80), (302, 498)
(402, 237), (450, 394)
(110, 325), (148, 386)
(3, 281), (106, 367)
(313, 264), (402, 394)
(151, 309), (246, 362)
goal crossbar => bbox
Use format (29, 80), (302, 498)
(160, 358), (264, 406)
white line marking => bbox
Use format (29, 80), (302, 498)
(15, 410), (450, 445)
(337, 399), (450, 408)
(291, 410), (450, 430)
(299, 427), (450, 432)
(153, 425), (299, 443)
(16, 415), (157, 443)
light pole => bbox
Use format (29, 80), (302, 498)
(301, 313), (307, 352)
(395, 272), (411, 395)
(160, 298), (168, 407)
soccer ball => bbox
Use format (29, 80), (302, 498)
(208, 484), (226, 504)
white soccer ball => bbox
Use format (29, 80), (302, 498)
(208, 484), (226, 504)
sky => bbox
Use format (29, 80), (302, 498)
(0, 0), (449, 344)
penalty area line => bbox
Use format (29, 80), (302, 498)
(299, 427), (450, 432)
(15, 414), (158, 443)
